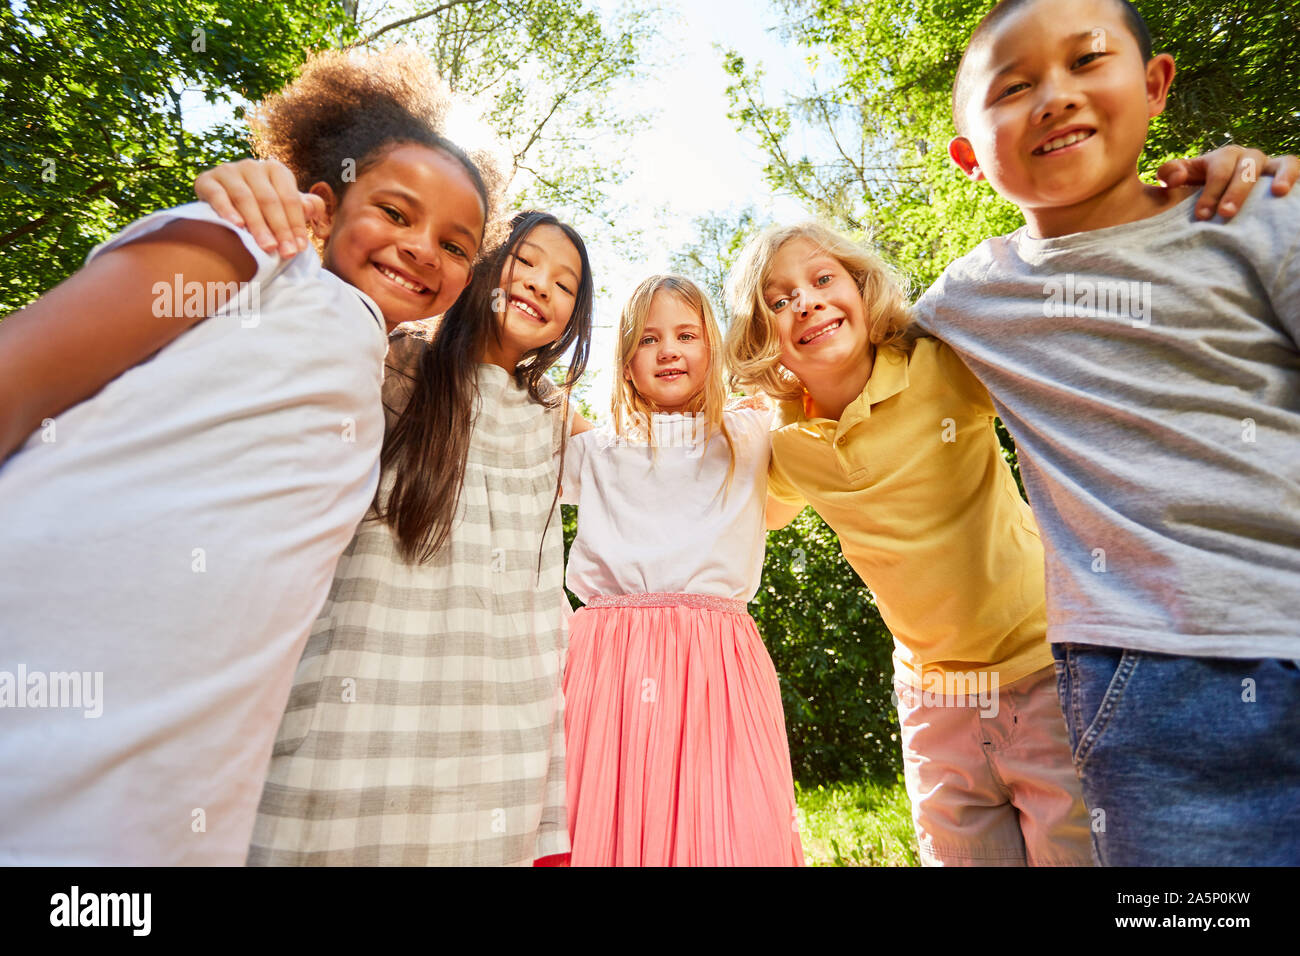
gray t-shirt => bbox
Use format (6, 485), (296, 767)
(914, 181), (1300, 659)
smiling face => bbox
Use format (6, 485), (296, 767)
(623, 290), (710, 414)
(482, 223), (583, 371)
(763, 237), (870, 389)
(950, 0), (1174, 228)
(313, 143), (486, 331)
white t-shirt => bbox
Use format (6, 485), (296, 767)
(0, 203), (388, 864)
(561, 406), (772, 602)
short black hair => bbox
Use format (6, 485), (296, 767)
(951, 0), (1154, 134)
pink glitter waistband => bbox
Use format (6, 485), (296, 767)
(586, 592), (749, 614)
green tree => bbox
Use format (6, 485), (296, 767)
(754, 509), (901, 784)
(0, 0), (355, 311)
(668, 206), (768, 311)
(350, 0), (660, 250)
(1, 0), (660, 311)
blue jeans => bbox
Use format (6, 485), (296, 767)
(1052, 643), (1300, 866)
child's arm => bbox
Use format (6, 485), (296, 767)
(570, 410), (595, 436)
(0, 221), (256, 463)
(195, 158), (322, 257)
(765, 496), (803, 530)
(1157, 146), (1297, 222)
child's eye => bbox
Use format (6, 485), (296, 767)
(680, 332), (696, 341)
(816, 274), (832, 286)
(514, 254), (533, 267)
(640, 336), (656, 346)
(1073, 51), (1105, 68)
(769, 297), (789, 311)
(442, 242), (468, 258)
(995, 81), (1029, 101)
(380, 205), (407, 224)
(557, 282), (574, 296)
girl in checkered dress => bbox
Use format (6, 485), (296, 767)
(245, 211), (594, 866)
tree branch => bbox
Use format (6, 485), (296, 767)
(350, 0), (480, 48)
(0, 180), (115, 248)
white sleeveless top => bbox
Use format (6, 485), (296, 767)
(561, 406), (772, 603)
(0, 203), (388, 864)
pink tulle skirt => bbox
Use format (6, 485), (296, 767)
(564, 593), (804, 866)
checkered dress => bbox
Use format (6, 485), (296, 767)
(247, 336), (570, 865)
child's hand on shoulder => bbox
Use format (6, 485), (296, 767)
(194, 158), (324, 259)
(1157, 146), (1298, 222)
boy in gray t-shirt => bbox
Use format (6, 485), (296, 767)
(915, 0), (1300, 864)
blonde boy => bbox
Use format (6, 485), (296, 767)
(727, 223), (1092, 866)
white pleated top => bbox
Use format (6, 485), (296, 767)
(560, 406), (773, 603)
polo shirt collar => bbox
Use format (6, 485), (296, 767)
(774, 346), (911, 437)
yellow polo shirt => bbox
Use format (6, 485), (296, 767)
(768, 336), (1052, 689)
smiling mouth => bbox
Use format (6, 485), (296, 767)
(1034, 129), (1095, 155)
(511, 297), (546, 324)
(655, 369), (687, 380)
(374, 263), (429, 294)
(799, 318), (843, 345)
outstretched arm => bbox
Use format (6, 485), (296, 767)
(0, 221), (255, 463)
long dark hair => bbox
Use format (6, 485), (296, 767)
(378, 211), (595, 564)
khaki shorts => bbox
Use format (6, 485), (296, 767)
(893, 665), (1093, 866)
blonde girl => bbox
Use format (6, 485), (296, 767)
(560, 274), (803, 866)
(725, 222), (1092, 867)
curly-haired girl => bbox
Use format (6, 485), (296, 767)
(0, 46), (499, 864)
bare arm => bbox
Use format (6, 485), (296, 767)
(570, 409), (595, 436)
(0, 220), (256, 462)
(765, 495), (803, 530)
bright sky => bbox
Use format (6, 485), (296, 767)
(567, 0), (816, 415)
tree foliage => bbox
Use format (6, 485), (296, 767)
(754, 509), (901, 784)
(0, 0), (354, 311)
(668, 206), (767, 312)
(1, 0), (659, 311)
(349, 0), (659, 247)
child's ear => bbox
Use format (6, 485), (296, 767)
(948, 137), (984, 181)
(307, 182), (338, 242)
(1144, 53), (1177, 119)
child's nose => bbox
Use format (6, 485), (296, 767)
(402, 230), (440, 268)
(524, 272), (549, 300)
(1032, 74), (1082, 124)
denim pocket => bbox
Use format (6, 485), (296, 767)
(1064, 645), (1140, 770)
(1052, 658), (1074, 752)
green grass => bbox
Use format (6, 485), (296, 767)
(795, 776), (920, 867)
